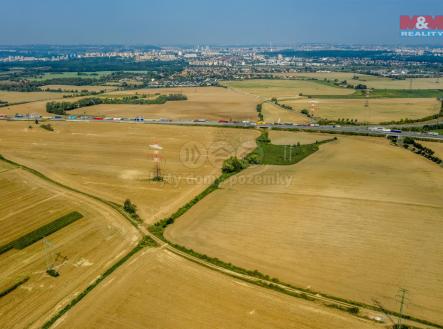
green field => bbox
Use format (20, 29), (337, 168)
(282, 97), (441, 124)
(222, 79), (354, 98)
(29, 71), (113, 81)
(311, 89), (443, 99)
(278, 72), (443, 90)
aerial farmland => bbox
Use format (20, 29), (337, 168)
(1, 16), (443, 328)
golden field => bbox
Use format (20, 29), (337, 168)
(166, 133), (443, 324)
(1, 87), (259, 121)
(0, 165), (138, 329)
(276, 72), (443, 89)
(0, 91), (68, 104)
(222, 79), (354, 98)
(55, 248), (378, 329)
(74, 86), (258, 121)
(0, 121), (258, 224)
(282, 97), (440, 123)
(261, 102), (311, 124)
(268, 130), (333, 145)
(0, 96), (89, 116)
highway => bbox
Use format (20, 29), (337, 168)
(3, 116), (443, 141)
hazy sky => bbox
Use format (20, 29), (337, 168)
(1, 0), (443, 45)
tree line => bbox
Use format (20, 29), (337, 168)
(46, 94), (187, 115)
(403, 137), (442, 164)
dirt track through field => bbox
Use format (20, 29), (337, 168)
(55, 248), (379, 329)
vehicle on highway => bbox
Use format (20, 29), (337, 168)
(368, 127), (384, 131)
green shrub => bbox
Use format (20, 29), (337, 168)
(222, 156), (248, 173)
(245, 153), (260, 164)
(46, 269), (60, 277)
(123, 199), (137, 214)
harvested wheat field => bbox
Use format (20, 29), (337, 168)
(166, 135), (443, 324)
(262, 102), (311, 124)
(0, 91), (68, 104)
(269, 130), (333, 145)
(0, 165), (138, 329)
(276, 72), (443, 89)
(282, 97), (440, 123)
(67, 86), (258, 121)
(0, 121), (258, 224)
(222, 79), (354, 99)
(55, 248), (378, 329)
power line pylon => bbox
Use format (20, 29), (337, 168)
(396, 288), (409, 329)
(43, 237), (59, 277)
(149, 144), (164, 181)
(43, 237), (55, 271)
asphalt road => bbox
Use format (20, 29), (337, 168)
(143, 119), (443, 141)
(4, 117), (443, 141)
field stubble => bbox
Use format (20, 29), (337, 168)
(166, 132), (443, 324)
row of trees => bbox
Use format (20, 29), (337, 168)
(403, 137), (442, 164)
(256, 103), (263, 121)
(317, 118), (360, 125)
(46, 94), (187, 115)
